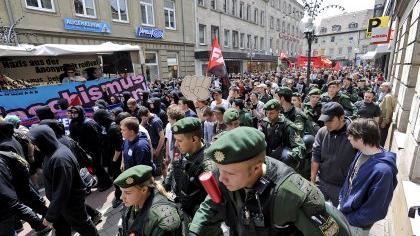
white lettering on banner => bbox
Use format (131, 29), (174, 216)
(211, 48), (225, 64)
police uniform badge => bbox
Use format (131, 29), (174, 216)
(214, 151), (225, 163)
(126, 177), (134, 185)
(271, 105), (275, 109)
(319, 216), (339, 236)
(173, 126), (178, 132)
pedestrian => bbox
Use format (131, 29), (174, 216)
(311, 102), (357, 206)
(210, 88), (230, 110)
(339, 119), (398, 235)
(354, 90), (381, 121)
(378, 82), (396, 146)
(320, 80), (357, 118)
(164, 117), (217, 217)
(189, 127), (351, 236)
(115, 165), (183, 236)
(303, 88), (323, 132)
(28, 125), (98, 236)
(165, 105), (185, 164)
(232, 99), (253, 127)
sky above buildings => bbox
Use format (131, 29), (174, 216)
(297, 0), (376, 25)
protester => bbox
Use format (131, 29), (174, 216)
(378, 82), (396, 147)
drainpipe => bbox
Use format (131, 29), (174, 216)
(4, 0), (14, 25)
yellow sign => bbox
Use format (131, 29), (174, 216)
(367, 16), (390, 38)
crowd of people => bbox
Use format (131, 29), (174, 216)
(0, 66), (398, 236)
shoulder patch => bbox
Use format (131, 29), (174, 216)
(153, 204), (181, 231)
(319, 216), (340, 236)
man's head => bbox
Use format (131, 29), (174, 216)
(363, 90), (375, 103)
(276, 87), (293, 106)
(308, 88), (321, 104)
(178, 98), (190, 112)
(347, 118), (380, 149)
(380, 82), (392, 93)
(127, 98), (138, 113)
(120, 117), (139, 141)
(327, 80), (340, 97)
(205, 127), (266, 191)
(250, 92), (259, 104)
(137, 106), (150, 123)
(232, 99), (245, 111)
(212, 88), (223, 101)
(167, 104), (185, 125)
(343, 77), (352, 87)
(229, 86), (240, 98)
(223, 108), (240, 130)
(318, 102), (345, 132)
(213, 106), (225, 122)
(264, 99), (280, 122)
(114, 165), (154, 208)
(172, 117), (203, 154)
(291, 93), (302, 108)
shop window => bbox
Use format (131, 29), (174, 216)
(26, 0), (54, 12)
(140, 0), (155, 26)
(224, 29), (230, 47)
(164, 0), (176, 29)
(74, 0), (96, 17)
(240, 33), (245, 49)
(167, 52), (178, 79)
(111, 0), (128, 22)
(145, 52), (159, 81)
(254, 8), (258, 23)
(232, 31), (239, 48)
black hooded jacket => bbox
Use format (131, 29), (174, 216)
(0, 122), (24, 157)
(35, 106), (55, 121)
(69, 106), (103, 160)
(149, 97), (168, 127)
(27, 125), (85, 223)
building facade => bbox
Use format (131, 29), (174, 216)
(310, 9), (375, 65)
(384, 0), (420, 235)
(0, 0), (195, 81)
(194, 0), (304, 75)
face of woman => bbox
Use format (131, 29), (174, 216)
(120, 186), (149, 207)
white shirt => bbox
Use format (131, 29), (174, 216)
(210, 99), (230, 110)
(165, 123), (174, 160)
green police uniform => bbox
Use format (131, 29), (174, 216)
(115, 165), (182, 236)
(303, 88), (323, 132)
(223, 108), (240, 124)
(320, 93), (357, 118)
(164, 117), (217, 218)
(260, 99), (306, 170)
(189, 127), (351, 236)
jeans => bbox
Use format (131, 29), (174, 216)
(318, 178), (341, 207)
(53, 200), (98, 236)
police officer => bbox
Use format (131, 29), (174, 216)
(340, 77), (358, 103)
(276, 87), (314, 136)
(303, 88), (323, 131)
(189, 127), (351, 236)
(164, 117), (216, 217)
(223, 108), (241, 131)
(115, 165), (183, 236)
(320, 80), (357, 118)
(260, 99), (305, 170)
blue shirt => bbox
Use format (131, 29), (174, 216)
(122, 133), (154, 171)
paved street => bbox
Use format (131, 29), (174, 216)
(20, 185), (392, 236)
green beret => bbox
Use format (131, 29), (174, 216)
(223, 108), (240, 124)
(276, 87), (293, 97)
(205, 127), (266, 164)
(327, 80), (340, 87)
(114, 165), (153, 188)
(171, 117), (201, 134)
(263, 99), (281, 111)
(308, 88), (322, 96)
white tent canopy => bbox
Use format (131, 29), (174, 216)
(0, 42), (141, 57)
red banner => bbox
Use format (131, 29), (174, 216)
(296, 55), (332, 69)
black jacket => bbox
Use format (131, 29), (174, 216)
(0, 156), (18, 221)
(28, 125), (86, 223)
(0, 122), (24, 157)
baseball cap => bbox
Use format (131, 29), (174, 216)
(318, 102), (345, 122)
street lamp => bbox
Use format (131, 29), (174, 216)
(300, 14), (315, 82)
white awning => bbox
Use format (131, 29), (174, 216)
(0, 42), (141, 57)
(360, 51), (377, 60)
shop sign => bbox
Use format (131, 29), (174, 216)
(366, 16), (391, 44)
(64, 18), (111, 33)
(135, 26), (164, 39)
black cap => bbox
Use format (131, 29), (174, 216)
(318, 102), (345, 122)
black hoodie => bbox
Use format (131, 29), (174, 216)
(35, 106), (55, 120)
(27, 125), (85, 223)
(0, 122), (24, 157)
(149, 97), (168, 127)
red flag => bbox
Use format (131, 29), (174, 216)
(334, 62), (342, 71)
(279, 52), (287, 60)
(207, 37), (227, 78)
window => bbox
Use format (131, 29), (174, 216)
(276, 18), (280, 31)
(328, 48), (334, 55)
(145, 52), (159, 81)
(25, 0), (54, 11)
(211, 25), (219, 42)
(239, 2), (244, 18)
(74, 0), (96, 17)
(348, 22), (358, 29)
(331, 25), (341, 32)
(338, 47), (343, 54)
(276, 38), (279, 50)
(348, 47), (352, 54)
(269, 38), (273, 51)
(313, 50), (318, 56)
(270, 16), (274, 29)
(247, 34), (251, 48)
(254, 8), (258, 23)
(288, 4), (291, 14)
(199, 24), (206, 45)
(231, 0), (236, 15)
(282, 21), (285, 32)
(111, 0), (128, 22)
(240, 33), (245, 48)
(164, 0), (176, 29)
(246, 4), (251, 21)
(362, 45), (368, 53)
(167, 52), (178, 78)
(198, 0), (204, 6)
(254, 36), (258, 50)
(210, 0), (216, 9)
(283, 2), (286, 12)
(314, 38), (318, 43)
(224, 29), (230, 47)
(287, 23), (290, 34)
(232, 31), (239, 48)
(140, 0), (155, 26)
(260, 11), (265, 26)
(277, 0), (281, 9)
(320, 27), (327, 33)
(291, 25), (294, 36)
(270, 0), (275, 7)
(223, 0), (228, 13)
(330, 36), (335, 42)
